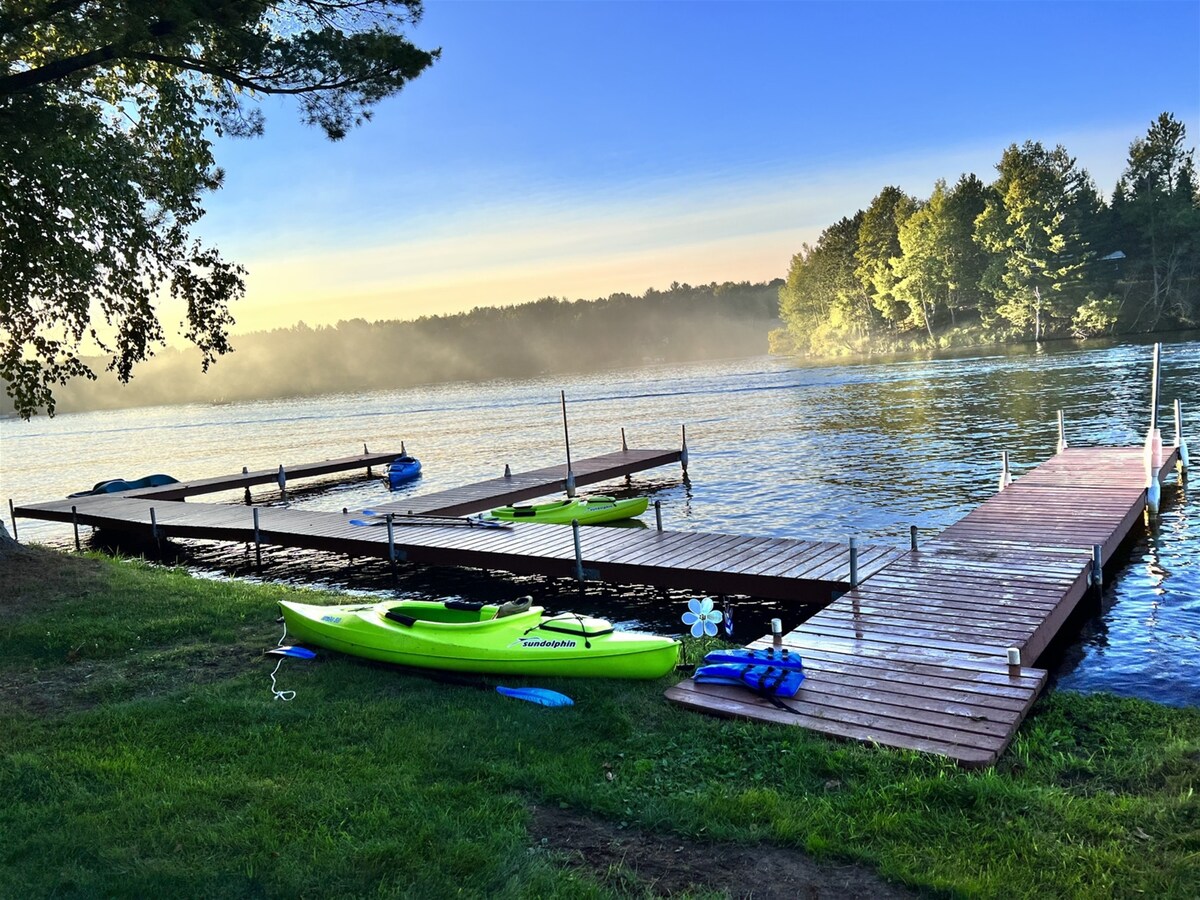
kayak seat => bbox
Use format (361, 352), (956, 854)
(444, 600), (486, 612)
(496, 596), (532, 618)
(384, 610), (417, 627)
(509, 507), (537, 517)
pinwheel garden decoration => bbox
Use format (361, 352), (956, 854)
(682, 597), (723, 638)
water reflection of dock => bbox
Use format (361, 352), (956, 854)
(667, 446), (1182, 767)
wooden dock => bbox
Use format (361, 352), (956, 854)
(13, 495), (900, 603)
(666, 446), (1181, 767)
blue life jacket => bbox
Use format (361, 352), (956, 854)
(693, 663), (805, 698)
(702, 647), (804, 671)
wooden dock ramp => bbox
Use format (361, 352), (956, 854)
(667, 446), (1181, 767)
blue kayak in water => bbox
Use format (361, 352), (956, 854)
(68, 473), (179, 498)
(386, 455), (422, 490)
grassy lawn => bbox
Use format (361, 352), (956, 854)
(1, 547), (1197, 898)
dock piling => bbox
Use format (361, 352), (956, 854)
(71, 505), (80, 551)
(365, 443), (372, 477)
(680, 424), (689, 474)
(771, 617), (783, 650)
(1006, 647), (1021, 673)
(149, 507), (159, 550)
(1146, 455), (1161, 517)
(1057, 410), (1068, 454)
(504, 464), (511, 478)
(621, 427), (627, 452)
(654, 500), (663, 531)
(1176, 398), (1190, 474)
(1092, 544), (1103, 588)
(252, 508), (262, 572)
(572, 519), (585, 582)
(848, 537), (859, 588)
(243, 466), (251, 504)
(561, 391), (576, 498)
(1146, 343), (1164, 467)
(386, 514), (397, 582)
(277, 465), (287, 503)
(998, 450), (1012, 491)
(8, 499), (18, 542)
(910, 525), (919, 552)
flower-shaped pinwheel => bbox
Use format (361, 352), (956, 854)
(682, 597), (722, 638)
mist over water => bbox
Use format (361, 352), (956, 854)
(3, 338), (1197, 706)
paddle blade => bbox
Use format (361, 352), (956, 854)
(267, 645), (317, 659)
(496, 686), (574, 707)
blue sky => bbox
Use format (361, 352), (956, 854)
(196, 1), (1200, 334)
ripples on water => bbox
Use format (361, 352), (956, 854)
(3, 338), (1197, 706)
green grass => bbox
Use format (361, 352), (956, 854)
(2, 549), (1197, 898)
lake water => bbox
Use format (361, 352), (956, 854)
(2, 338), (1197, 707)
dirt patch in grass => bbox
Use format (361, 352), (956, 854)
(529, 804), (918, 899)
(0, 543), (107, 618)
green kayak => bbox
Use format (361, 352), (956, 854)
(488, 495), (649, 525)
(277, 597), (679, 679)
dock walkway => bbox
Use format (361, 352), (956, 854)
(666, 446), (1180, 766)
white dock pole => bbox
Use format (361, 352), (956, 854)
(1146, 455), (1162, 518)
(998, 450), (1012, 491)
(277, 464), (287, 503)
(1057, 410), (1068, 454)
(1176, 398), (1190, 474)
(572, 519), (585, 582)
(252, 507), (263, 572)
(680, 424), (689, 475)
(1145, 342), (1163, 468)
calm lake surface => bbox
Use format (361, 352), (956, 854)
(3, 338), (1198, 707)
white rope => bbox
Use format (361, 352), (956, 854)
(270, 621), (297, 701)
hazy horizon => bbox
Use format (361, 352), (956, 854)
(164, 1), (1197, 339)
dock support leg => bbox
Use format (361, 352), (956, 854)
(8, 499), (18, 543)
(771, 617), (783, 651)
(253, 508), (263, 573)
(365, 443), (372, 477)
(243, 466), (252, 505)
(71, 505), (81, 551)
(654, 500), (663, 531)
(504, 464), (511, 478)
(277, 465), (288, 503)
(561, 391), (576, 498)
(1057, 410), (1068, 454)
(1176, 398), (1190, 475)
(1091, 544), (1103, 589)
(621, 427), (627, 452)
(848, 536), (859, 588)
(1145, 456), (1161, 518)
(680, 424), (689, 475)
(910, 525), (919, 553)
(1007, 647), (1021, 675)
(572, 519), (585, 583)
(386, 514), (397, 583)
(998, 450), (1012, 491)
(149, 507), (160, 552)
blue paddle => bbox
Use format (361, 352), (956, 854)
(266, 645), (317, 659)
(496, 686), (574, 707)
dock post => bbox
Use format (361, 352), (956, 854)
(8, 499), (18, 543)
(1091, 544), (1103, 589)
(848, 537), (859, 588)
(1146, 342), (1163, 468)
(561, 391), (576, 498)
(242, 466), (251, 504)
(572, 519), (585, 582)
(1176, 398), (1190, 474)
(277, 465), (287, 503)
(1146, 455), (1161, 518)
(771, 618), (783, 651)
(910, 525), (919, 552)
(252, 508), (262, 572)
(149, 507), (160, 550)
(386, 514), (397, 582)
(998, 450), (1012, 491)
(364, 443), (372, 477)
(1007, 647), (1021, 675)
(621, 427), (628, 452)
(654, 500), (663, 531)
(71, 505), (81, 551)
(1057, 410), (1068, 454)
(504, 464), (511, 478)
(680, 424), (689, 475)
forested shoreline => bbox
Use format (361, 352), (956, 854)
(772, 113), (1199, 357)
(12, 281), (780, 414)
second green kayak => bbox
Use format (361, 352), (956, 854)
(488, 495), (648, 525)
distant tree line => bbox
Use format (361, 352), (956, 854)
(772, 113), (1200, 356)
(11, 281), (780, 413)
